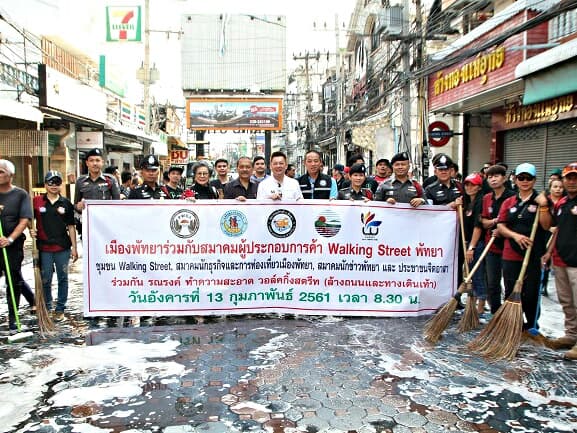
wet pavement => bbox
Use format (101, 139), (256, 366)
(1, 241), (577, 433)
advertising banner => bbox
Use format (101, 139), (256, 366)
(83, 200), (458, 317)
(186, 98), (283, 131)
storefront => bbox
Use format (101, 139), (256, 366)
(427, 1), (551, 175)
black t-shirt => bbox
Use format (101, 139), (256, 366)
(0, 186), (32, 238)
(463, 193), (483, 242)
(555, 195), (577, 266)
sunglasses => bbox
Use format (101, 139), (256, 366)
(46, 179), (62, 186)
(516, 175), (535, 182)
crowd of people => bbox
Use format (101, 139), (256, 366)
(1, 149), (577, 361)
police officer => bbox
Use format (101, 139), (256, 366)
(424, 154), (462, 208)
(336, 164), (372, 201)
(74, 148), (120, 212)
(298, 150), (337, 199)
(375, 152), (425, 207)
(128, 155), (169, 199)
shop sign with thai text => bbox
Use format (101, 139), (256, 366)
(433, 46), (505, 96)
(83, 201), (458, 317)
(505, 95), (575, 125)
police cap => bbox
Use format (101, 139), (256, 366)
(86, 148), (103, 158)
(433, 154), (453, 170)
(140, 154), (160, 170)
(349, 163), (366, 176)
(391, 152), (410, 165)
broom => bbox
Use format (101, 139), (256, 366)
(467, 207), (541, 360)
(457, 235), (496, 333)
(28, 165), (55, 335)
(423, 204), (471, 343)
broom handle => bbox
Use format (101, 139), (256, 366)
(27, 165), (39, 257)
(458, 204), (470, 278)
(516, 202), (542, 283)
(464, 235), (496, 283)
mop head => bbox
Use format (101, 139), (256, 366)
(7, 331), (34, 343)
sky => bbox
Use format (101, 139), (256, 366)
(1, 0), (357, 106)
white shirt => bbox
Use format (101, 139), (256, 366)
(257, 175), (303, 200)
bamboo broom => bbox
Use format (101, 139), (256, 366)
(28, 165), (55, 335)
(457, 235), (496, 333)
(423, 204), (471, 343)
(424, 235), (496, 343)
(467, 206), (541, 360)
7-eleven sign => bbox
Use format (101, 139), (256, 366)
(106, 6), (142, 42)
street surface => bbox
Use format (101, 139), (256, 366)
(1, 242), (577, 433)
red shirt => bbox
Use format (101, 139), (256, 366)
(481, 189), (515, 255)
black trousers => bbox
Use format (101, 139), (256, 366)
(0, 239), (27, 329)
(502, 257), (542, 330)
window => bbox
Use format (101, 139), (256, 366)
(549, 9), (577, 41)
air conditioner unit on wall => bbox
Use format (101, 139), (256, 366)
(379, 5), (404, 36)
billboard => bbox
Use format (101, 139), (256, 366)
(181, 14), (286, 92)
(186, 98), (283, 131)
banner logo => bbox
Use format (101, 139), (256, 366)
(170, 210), (199, 238)
(267, 209), (296, 238)
(361, 211), (381, 238)
(314, 209), (341, 238)
(220, 210), (248, 237)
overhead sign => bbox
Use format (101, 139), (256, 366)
(187, 98), (283, 131)
(106, 6), (142, 42)
(428, 121), (452, 147)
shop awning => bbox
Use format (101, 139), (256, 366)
(0, 99), (44, 123)
(516, 39), (577, 105)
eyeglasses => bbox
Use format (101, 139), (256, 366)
(516, 175), (535, 182)
(46, 179), (62, 186)
(196, 172), (209, 176)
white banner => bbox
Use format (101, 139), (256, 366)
(83, 200), (458, 316)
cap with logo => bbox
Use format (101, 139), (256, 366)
(433, 154), (453, 169)
(514, 163), (537, 177)
(349, 163), (366, 176)
(44, 170), (63, 182)
(464, 173), (483, 186)
(140, 154), (160, 170)
(86, 148), (103, 158)
(333, 164), (344, 173)
(562, 162), (577, 177)
(376, 158), (390, 166)
(168, 165), (184, 174)
(391, 152), (410, 165)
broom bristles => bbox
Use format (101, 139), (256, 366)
(32, 251), (55, 335)
(458, 283), (480, 333)
(467, 290), (523, 360)
(423, 281), (467, 343)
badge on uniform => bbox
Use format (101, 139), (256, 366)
(57, 207), (65, 214)
(510, 207), (517, 213)
(320, 180), (327, 186)
(39, 207), (46, 213)
(528, 205), (537, 213)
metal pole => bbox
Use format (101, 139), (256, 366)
(143, 0), (151, 135)
(401, 0), (411, 155)
(335, 14), (343, 165)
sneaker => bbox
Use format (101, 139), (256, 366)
(53, 312), (65, 322)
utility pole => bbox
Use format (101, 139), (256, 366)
(334, 13), (344, 165)
(293, 52), (320, 151)
(414, 0), (428, 179)
(143, 0), (151, 135)
(401, 0), (411, 155)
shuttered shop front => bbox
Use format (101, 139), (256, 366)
(504, 119), (577, 190)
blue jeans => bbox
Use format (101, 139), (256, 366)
(40, 249), (71, 312)
(470, 242), (487, 300)
(485, 252), (504, 314)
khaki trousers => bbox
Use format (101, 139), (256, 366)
(553, 265), (577, 340)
